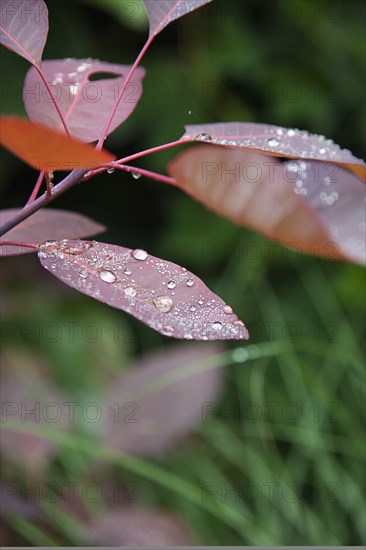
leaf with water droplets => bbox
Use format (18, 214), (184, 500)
(144, 0), (213, 37)
(0, 0), (48, 66)
(181, 122), (366, 181)
(0, 116), (116, 170)
(100, 342), (224, 456)
(24, 59), (145, 141)
(0, 208), (106, 256)
(37, 240), (249, 340)
(168, 145), (366, 265)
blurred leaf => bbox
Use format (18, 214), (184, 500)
(0, 0), (48, 66)
(0, 116), (116, 170)
(0, 208), (105, 256)
(169, 145), (366, 265)
(101, 342), (225, 455)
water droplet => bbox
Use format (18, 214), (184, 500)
(123, 286), (137, 298)
(276, 128), (284, 136)
(287, 129), (296, 137)
(79, 270), (88, 279)
(153, 296), (173, 313)
(186, 279), (194, 287)
(232, 347), (248, 363)
(99, 270), (117, 283)
(184, 333), (193, 340)
(167, 280), (176, 289)
(132, 171), (141, 180)
(123, 268), (132, 276)
(107, 167), (115, 174)
(69, 83), (80, 96)
(195, 133), (212, 141)
(223, 305), (234, 315)
(197, 298), (204, 305)
(162, 325), (175, 335)
(62, 245), (85, 255)
(212, 321), (223, 331)
(319, 148), (327, 155)
(132, 249), (148, 261)
(267, 138), (279, 147)
(189, 305), (197, 312)
(188, 110), (192, 115)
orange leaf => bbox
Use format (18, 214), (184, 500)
(0, 116), (115, 171)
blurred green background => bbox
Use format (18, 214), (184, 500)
(1, 0), (365, 545)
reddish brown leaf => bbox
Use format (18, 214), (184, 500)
(0, 116), (116, 171)
(181, 123), (366, 181)
(168, 145), (366, 265)
(0, 208), (106, 256)
(37, 239), (249, 340)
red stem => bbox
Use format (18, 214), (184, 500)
(83, 163), (176, 185)
(96, 34), (155, 149)
(35, 65), (70, 137)
(26, 171), (45, 205)
(0, 241), (38, 250)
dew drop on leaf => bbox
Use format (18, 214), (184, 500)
(223, 305), (234, 315)
(132, 249), (148, 261)
(99, 270), (117, 283)
(153, 296), (173, 313)
(123, 268), (132, 276)
(167, 280), (176, 289)
(123, 286), (137, 298)
(186, 279), (194, 287)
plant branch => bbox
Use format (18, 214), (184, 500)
(0, 169), (86, 238)
(0, 241), (38, 250)
(35, 64), (70, 137)
(96, 34), (155, 149)
(25, 171), (45, 205)
(83, 163), (176, 185)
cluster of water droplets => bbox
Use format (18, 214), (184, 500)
(38, 241), (248, 340)
(50, 59), (94, 97)
(185, 124), (364, 165)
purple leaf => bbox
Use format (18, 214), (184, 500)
(0, 209), (106, 257)
(0, 350), (64, 474)
(86, 506), (194, 546)
(181, 122), (366, 181)
(101, 342), (224, 456)
(144, 0), (213, 37)
(24, 59), (145, 141)
(0, 0), (48, 66)
(37, 239), (249, 340)
(168, 145), (366, 265)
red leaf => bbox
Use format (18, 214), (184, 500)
(168, 145), (366, 265)
(101, 342), (224, 456)
(0, 116), (116, 171)
(37, 239), (249, 340)
(24, 59), (145, 142)
(0, 209), (106, 256)
(144, 0), (213, 36)
(0, 0), (48, 65)
(181, 122), (366, 181)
